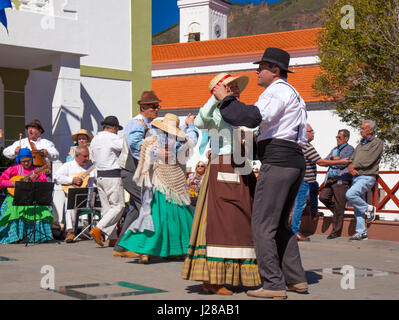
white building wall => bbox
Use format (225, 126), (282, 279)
(80, 76), (132, 136)
(1, 1), (88, 57)
(24, 70), (53, 141)
(179, 4), (209, 42)
(209, 1), (229, 40)
(80, 0), (131, 71)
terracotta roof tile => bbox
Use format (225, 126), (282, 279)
(152, 65), (323, 110)
(153, 28), (321, 63)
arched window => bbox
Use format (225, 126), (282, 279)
(188, 22), (200, 42)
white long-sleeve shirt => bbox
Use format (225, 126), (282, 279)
(54, 160), (96, 187)
(3, 137), (59, 163)
(255, 79), (308, 148)
(90, 131), (123, 171)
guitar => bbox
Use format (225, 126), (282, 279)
(7, 164), (51, 196)
(28, 138), (46, 167)
(62, 165), (96, 194)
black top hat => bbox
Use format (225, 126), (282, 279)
(101, 116), (123, 130)
(253, 47), (293, 73)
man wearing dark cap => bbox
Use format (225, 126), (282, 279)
(89, 116), (125, 247)
(112, 90), (162, 258)
(213, 48), (308, 299)
(3, 119), (59, 164)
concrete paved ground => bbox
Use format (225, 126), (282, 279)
(0, 234), (398, 302)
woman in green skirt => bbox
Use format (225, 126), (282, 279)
(118, 113), (198, 263)
(0, 148), (53, 244)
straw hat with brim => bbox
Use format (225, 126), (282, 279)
(101, 116), (123, 130)
(151, 113), (186, 139)
(137, 90), (162, 105)
(209, 72), (249, 94)
(71, 129), (93, 142)
(253, 47), (293, 73)
(25, 119), (45, 133)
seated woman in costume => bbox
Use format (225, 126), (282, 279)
(0, 148), (53, 244)
(181, 72), (261, 295)
(187, 161), (206, 207)
(66, 129), (93, 162)
(118, 113), (198, 264)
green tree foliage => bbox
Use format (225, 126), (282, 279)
(313, 0), (399, 161)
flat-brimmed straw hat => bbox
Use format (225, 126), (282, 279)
(70, 129), (93, 142)
(208, 72), (249, 94)
(151, 113), (186, 139)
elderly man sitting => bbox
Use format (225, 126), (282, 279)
(346, 120), (383, 241)
(54, 146), (96, 243)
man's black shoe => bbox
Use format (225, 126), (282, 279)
(327, 233), (339, 240)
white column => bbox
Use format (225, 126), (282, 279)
(51, 54), (82, 225)
(51, 54), (83, 161)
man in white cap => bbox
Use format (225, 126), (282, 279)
(213, 47), (308, 299)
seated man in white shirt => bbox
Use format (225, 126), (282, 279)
(3, 119), (59, 165)
(54, 146), (96, 243)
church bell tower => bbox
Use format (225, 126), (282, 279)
(177, 0), (231, 43)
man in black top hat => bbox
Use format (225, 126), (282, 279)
(89, 116), (125, 247)
(213, 47), (309, 299)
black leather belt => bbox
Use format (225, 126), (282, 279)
(97, 169), (121, 178)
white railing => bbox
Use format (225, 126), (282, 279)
(317, 170), (399, 222)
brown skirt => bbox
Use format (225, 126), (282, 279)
(181, 155), (261, 286)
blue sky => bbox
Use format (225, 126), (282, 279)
(152, 0), (283, 34)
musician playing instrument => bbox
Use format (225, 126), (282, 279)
(53, 146), (96, 243)
(0, 148), (53, 244)
(3, 119), (59, 166)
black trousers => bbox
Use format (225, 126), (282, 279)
(252, 163), (307, 290)
(113, 157), (142, 253)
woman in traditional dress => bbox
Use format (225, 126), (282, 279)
(0, 148), (53, 243)
(118, 113), (198, 264)
(181, 73), (261, 295)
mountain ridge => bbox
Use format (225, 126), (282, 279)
(153, 0), (327, 45)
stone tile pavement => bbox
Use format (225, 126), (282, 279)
(0, 234), (398, 302)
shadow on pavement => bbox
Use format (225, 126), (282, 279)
(306, 270), (323, 285)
